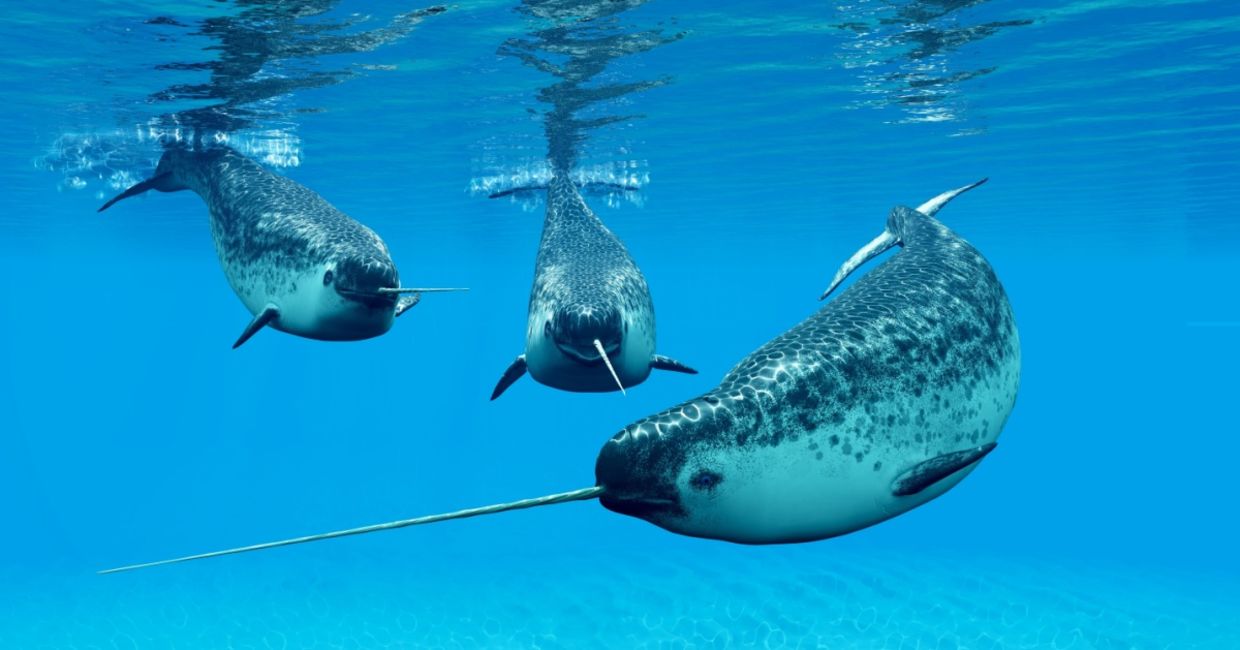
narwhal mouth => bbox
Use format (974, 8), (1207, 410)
(599, 493), (681, 517)
(555, 338), (621, 365)
(336, 287), (399, 309)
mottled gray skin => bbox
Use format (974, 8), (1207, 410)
(521, 174), (657, 391)
(149, 147), (401, 341)
(595, 201), (1020, 544)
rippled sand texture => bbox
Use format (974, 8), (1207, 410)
(2, 548), (1234, 648)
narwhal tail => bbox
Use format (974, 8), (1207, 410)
(98, 486), (603, 574)
(819, 179), (986, 301)
(97, 169), (188, 212)
(914, 178), (987, 217)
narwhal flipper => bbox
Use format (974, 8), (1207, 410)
(819, 179), (987, 301)
(651, 355), (698, 374)
(233, 306), (279, 349)
(97, 173), (185, 212)
(395, 294), (421, 317)
(490, 354), (528, 400)
(379, 287), (468, 318)
(890, 442), (996, 497)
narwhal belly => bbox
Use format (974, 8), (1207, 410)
(675, 346), (1019, 544)
(608, 198), (1022, 544)
(204, 199), (390, 341)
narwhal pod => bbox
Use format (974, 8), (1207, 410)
(596, 180), (1020, 543)
(490, 173), (696, 399)
(98, 181), (1018, 574)
(99, 146), (464, 348)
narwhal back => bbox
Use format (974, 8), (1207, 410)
(720, 205), (1020, 431)
(617, 203), (1019, 468)
(531, 175), (652, 316)
(160, 147), (392, 279)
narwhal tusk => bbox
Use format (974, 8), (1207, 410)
(377, 287), (470, 294)
(99, 486), (604, 575)
(594, 339), (626, 395)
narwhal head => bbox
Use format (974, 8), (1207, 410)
(546, 301), (624, 365)
(313, 253), (400, 339)
(328, 255), (400, 308)
(594, 396), (764, 541)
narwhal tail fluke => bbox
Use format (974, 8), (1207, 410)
(820, 179), (988, 301)
(820, 230), (898, 301)
(487, 181), (638, 200)
(97, 172), (186, 212)
(915, 178), (987, 217)
(99, 486), (603, 575)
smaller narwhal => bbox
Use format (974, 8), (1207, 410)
(99, 180), (1018, 574)
(490, 173), (696, 400)
(99, 146), (466, 348)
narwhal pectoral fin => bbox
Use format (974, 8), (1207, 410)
(490, 354), (528, 400)
(820, 230), (899, 301)
(97, 172), (183, 212)
(891, 442), (997, 497)
(394, 294), (421, 317)
(651, 355), (698, 375)
(232, 306), (279, 349)
(382, 287), (466, 317)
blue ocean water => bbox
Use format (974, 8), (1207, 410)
(1, 0), (1238, 647)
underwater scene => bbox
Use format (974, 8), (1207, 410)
(1, 0), (1238, 647)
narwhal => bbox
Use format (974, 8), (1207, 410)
(99, 146), (465, 348)
(490, 173), (696, 399)
(100, 180), (1018, 573)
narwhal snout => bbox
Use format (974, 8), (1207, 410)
(595, 438), (680, 519)
(333, 256), (399, 308)
(551, 304), (622, 362)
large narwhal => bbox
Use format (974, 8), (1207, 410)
(594, 179), (1020, 542)
(489, 174), (696, 399)
(100, 181), (1018, 573)
(99, 146), (465, 347)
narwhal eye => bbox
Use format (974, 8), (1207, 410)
(690, 470), (722, 491)
(323, 270), (334, 285)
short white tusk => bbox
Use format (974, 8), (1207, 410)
(594, 339), (626, 395)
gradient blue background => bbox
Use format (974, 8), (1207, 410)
(1, 0), (1237, 647)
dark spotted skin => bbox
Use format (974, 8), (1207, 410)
(523, 173), (656, 389)
(596, 204), (1021, 512)
(157, 147), (397, 303)
(529, 174), (653, 345)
